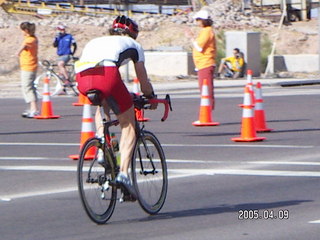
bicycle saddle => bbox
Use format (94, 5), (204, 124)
(86, 90), (101, 106)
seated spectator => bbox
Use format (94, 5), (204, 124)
(217, 48), (245, 79)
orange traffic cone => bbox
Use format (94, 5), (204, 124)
(193, 79), (219, 127)
(232, 86), (266, 142)
(132, 78), (140, 95)
(254, 82), (273, 132)
(133, 78), (150, 122)
(239, 69), (255, 108)
(72, 92), (86, 106)
(246, 69), (255, 105)
(69, 97), (95, 160)
(35, 77), (60, 119)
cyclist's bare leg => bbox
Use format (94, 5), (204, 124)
(95, 100), (136, 175)
(95, 100), (111, 138)
(57, 60), (70, 82)
(117, 105), (136, 175)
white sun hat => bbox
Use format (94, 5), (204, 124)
(57, 24), (66, 30)
(193, 10), (211, 20)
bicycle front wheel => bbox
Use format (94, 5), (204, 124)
(77, 137), (117, 224)
(131, 131), (168, 215)
(34, 72), (63, 98)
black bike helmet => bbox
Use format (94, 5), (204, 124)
(112, 15), (139, 39)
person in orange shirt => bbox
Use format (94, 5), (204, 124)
(17, 22), (39, 118)
(185, 9), (216, 109)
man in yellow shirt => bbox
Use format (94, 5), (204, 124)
(218, 48), (245, 79)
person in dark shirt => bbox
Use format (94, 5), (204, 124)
(53, 24), (77, 85)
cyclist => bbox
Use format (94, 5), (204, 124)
(53, 24), (77, 86)
(75, 15), (157, 199)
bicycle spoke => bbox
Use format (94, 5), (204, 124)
(77, 138), (117, 224)
(131, 131), (168, 215)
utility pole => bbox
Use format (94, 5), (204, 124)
(301, 0), (307, 21)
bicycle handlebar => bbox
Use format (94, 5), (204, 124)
(133, 94), (172, 122)
(39, 57), (79, 69)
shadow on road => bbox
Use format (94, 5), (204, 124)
(137, 200), (311, 222)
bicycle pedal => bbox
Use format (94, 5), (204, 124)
(120, 189), (137, 202)
(108, 180), (119, 187)
(102, 181), (110, 191)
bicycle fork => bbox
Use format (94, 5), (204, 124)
(138, 137), (158, 176)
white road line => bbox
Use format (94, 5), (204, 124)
(0, 142), (78, 146)
(2, 165), (320, 178)
(170, 169), (320, 178)
(162, 144), (314, 149)
(0, 157), (47, 160)
(2, 158), (320, 166)
(0, 157), (65, 161)
(250, 161), (320, 166)
(0, 157), (208, 163)
(0, 165), (77, 171)
(0, 173), (196, 201)
(0, 187), (77, 201)
(2, 164), (320, 200)
(0, 142), (313, 149)
(309, 220), (320, 224)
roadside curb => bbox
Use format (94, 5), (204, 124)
(149, 78), (320, 92)
(276, 80), (320, 87)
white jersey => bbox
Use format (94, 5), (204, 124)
(75, 35), (145, 73)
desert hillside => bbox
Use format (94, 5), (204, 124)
(0, 0), (318, 86)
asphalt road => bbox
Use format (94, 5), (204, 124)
(1, 84), (320, 240)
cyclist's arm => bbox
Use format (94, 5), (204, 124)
(71, 42), (77, 56)
(134, 61), (157, 109)
(134, 61), (154, 97)
(53, 36), (59, 48)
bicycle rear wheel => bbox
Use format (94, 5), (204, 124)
(34, 72), (63, 98)
(65, 82), (79, 96)
(77, 137), (117, 224)
(131, 131), (168, 215)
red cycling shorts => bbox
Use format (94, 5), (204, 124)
(76, 66), (133, 115)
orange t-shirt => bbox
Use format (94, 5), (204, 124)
(192, 26), (216, 70)
(19, 36), (38, 71)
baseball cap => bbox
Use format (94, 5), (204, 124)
(57, 24), (66, 30)
(193, 10), (210, 20)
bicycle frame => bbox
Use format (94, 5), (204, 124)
(77, 93), (172, 223)
(35, 59), (79, 97)
(137, 133), (158, 176)
(40, 60), (76, 83)
(98, 94), (172, 167)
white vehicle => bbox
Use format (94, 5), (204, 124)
(254, 0), (319, 21)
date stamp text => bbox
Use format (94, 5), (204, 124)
(238, 209), (289, 220)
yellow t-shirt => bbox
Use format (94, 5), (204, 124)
(19, 36), (38, 71)
(224, 56), (244, 72)
(192, 26), (216, 70)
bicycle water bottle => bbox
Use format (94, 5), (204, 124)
(110, 133), (121, 166)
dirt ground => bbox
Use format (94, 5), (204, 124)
(0, 12), (319, 97)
